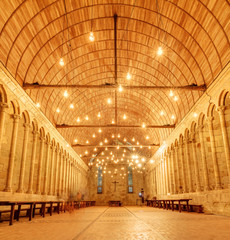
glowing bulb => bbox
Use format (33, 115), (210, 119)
(92, 133), (96, 138)
(85, 115), (89, 120)
(36, 103), (40, 108)
(107, 98), (112, 104)
(140, 145), (143, 149)
(70, 104), (74, 109)
(112, 119), (115, 124)
(105, 147), (108, 151)
(85, 151), (88, 155)
(148, 146), (151, 149)
(98, 128), (102, 133)
(100, 142), (103, 146)
(150, 159), (154, 164)
(141, 158), (145, 162)
(56, 108), (60, 113)
(97, 112), (101, 118)
(64, 90), (68, 98)
(171, 115), (175, 119)
(86, 140), (89, 144)
(124, 138), (127, 142)
(157, 46), (163, 56)
(142, 123), (146, 128)
(118, 134), (120, 138)
(146, 135), (149, 140)
(126, 72), (131, 80)
(174, 96), (178, 101)
(66, 144), (69, 147)
(74, 139), (78, 143)
(132, 137), (135, 142)
(117, 146), (120, 149)
(89, 32), (95, 42)
(104, 138), (108, 143)
(169, 90), (174, 97)
(137, 141), (139, 145)
(123, 114), (127, 120)
(160, 111), (164, 116)
(118, 85), (123, 92)
(112, 134), (115, 138)
(59, 58), (64, 66)
(77, 117), (80, 122)
(194, 112), (198, 118)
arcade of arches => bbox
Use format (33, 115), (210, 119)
(0, 0), (230, 239)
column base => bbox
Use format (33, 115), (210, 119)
(36, 191), (41, 195)
(27, 190), (33, 194)
(196, 187), (201, 192)
(215, 185), (222, 190)
(4, 187), (12, 192)
(204, 186), (210, 191)
(16, 189), (23, 193)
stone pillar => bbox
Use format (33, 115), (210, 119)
(17, 123), (31, 193)
(207, 117), (221, 189)
(166, 152), (171, 194)
(170, 149), (177, 194)
(0, 103), (8, 153)
(54, 148), (60, 195)
(198, 124), (210, 191)
(27, 130), (38, 193)
(218, 106), (230, 188)
(179, 143), (187, 193)
(36, 136), (45, 194)
(184, 138), (193, 192)
(5, 114), (20, 192)
(62, 156), (67, 195)
(163, 155), (168, 194)
(156, 165), (159, 195)
(175, 146), (182, 193)
(43, 141), (51, 195)
(191, 133), (201, 192)
(48, 145), (55, 195)
(66, 159), (70, 196)
(58, 152), (63, 196)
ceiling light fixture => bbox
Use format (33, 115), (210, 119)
(64, 90), (68, 98)
(126, 72), (131, 80)
(89, 31), (95, 42)
(157, 46), (163, 56)
(59, 58), (64, 66)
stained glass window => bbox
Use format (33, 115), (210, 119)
(97, 166), (103, 193)
(128, 166), (133, 193)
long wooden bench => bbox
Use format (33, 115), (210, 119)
(146, 199), (203, 213)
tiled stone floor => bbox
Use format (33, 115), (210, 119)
(0, 206), (230, 240)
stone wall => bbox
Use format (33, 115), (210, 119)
(89, 164), (144, 206)
(145, 63), (230, 216)
(0, 66), (89, 201)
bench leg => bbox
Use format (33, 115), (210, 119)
(10, 204), (15, 226)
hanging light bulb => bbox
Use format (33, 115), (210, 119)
(123, 114), (127, 120)
(171, 115), (175, 120)
(59, 58), (64, 66)
(137, 141), (139, 145)
(70, 104), (74, 109)
(142, 123), (146, 128)
(111, 119), (115, 124)
(107, 98), (112, 104)
(132, 137), (135, 142)
(89, 31), (95, 42)
(97, 112), (101, 118)
(193, 112), (198, 118)
(105, 147), (108, 151)
(160, 110), (164, 116)
(86, 140), (89, 144)
(118, 85), (123, 92)
(146, 135), (149, 140)
(148, 146), (151, 149)
(56, 108), (60, 113)
(64, 90), (68, 98)
(74, 139), (78, 143)
(169, 90), (174, 97)
(124, 138), (127, 142)
(117, 146), (120, 149)
(104, 138), (108, 143)
(112, 134), (115, 138)
(157, 46), (163, 56)
(92, 133), (96, 138)
(36, 103), (40, 108)
(98, 128), (102, 133)
(85, 150), (88, 155)
(174, 96), (178, 101)
(126, 72), (131, 80)
(85, 115), (89, 120)
(77, 117), (80, 122)
(100, 142), (103, 146)
(117, 134), (120, 138)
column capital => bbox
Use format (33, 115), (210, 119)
(12, 114), (21, 120)
(23, 123), (31, 129)
(197, 124), (204, 131)
(0, 102), (8, 109)
(32, 130), (39, 135)
(207, 116), (214, 124)
(39, 136), (45, 142)
(217, 105), (226, 115)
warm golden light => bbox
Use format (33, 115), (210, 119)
(174, 96), (178, 101)
(98, 128), (102, 133)
(146, 135), (149, 139)
(85, 115), (89, 120)
(169, 90), (174, 97)
(59, 58), (64, 66)
(126, 72), (131, 80)
(97, 112), (101, 118)
(160, 110), (164, 116)
(70, 104), (74, 109)
(64, 90), (68, 98)
(111, 119), (115, 124)
(142, 123), (146, 128)
(77, 117), (80, 122)
(36, 103), (40, 108)
(89, 31), (95, 42)
(92, 133), (96, 138)
(171, 115), (175, 119)
(157, 46), (163, 56)
(194, 112), (198, 117)
(118, 85), (123, 92)
(107, 98), (112, 104)
(123, 114), (127, 120)
(56, 108), (60, 113)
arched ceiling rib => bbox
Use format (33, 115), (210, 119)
(0, 0), (229, 164)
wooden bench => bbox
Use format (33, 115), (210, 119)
(109, 200), (121, 207)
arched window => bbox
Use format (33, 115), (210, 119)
(128, 166), (133, 193)
(97, 166), (103, 194)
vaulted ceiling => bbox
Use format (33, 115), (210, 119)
(0, 0), (229, 165)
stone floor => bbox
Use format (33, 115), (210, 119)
(0, 206), (230, 240)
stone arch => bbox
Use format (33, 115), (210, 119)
(46, 133), (51, 143)
(184, 128), (190, 140)
(22, 110), (30, 124)
(170, 143), (174, 151)
(0, 84), (8, 103)
(198, 112), (206, 126)
(40, 127), (45, 137)
(190, 121), (197, 134)
(179, 134), (183, 145)
(174, 139), (178, 147)
(51, 138), (56, 147)
(218, 89), (229, 106)
(207, 103), (216, 117)
(10, 100), (20, 115)
(32, 119), (38, 132)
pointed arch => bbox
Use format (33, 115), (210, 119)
(0, 84), (8, 103)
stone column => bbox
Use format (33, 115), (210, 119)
(66, 159), (70, 196)
(191, 133), (201, 192)
(164, 155), (168, 194)
(27, 130), (38, 193)
(0, 103), (8, 153)
(166, 152), (171, 194)
(184, 138), (193, 192)
(198, 124), (210, 191)
(179, 143), (187, 193)
(54, 148), (60, 195)
(58, 152), (63, 196)
(48, 145), (55, 195)
(207, 117), (221, 189)
(218, 106), (230, 188)
(170, 149), (177, 194)
(156, 165), (159, 194)
(17, 123), (31, 193)
(5, 114), (20, 192)
(62, 156), (67, 195)
(175, 146), (182, 193)
(43, 141), (51, 195)
(36, 136), (45, 194)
